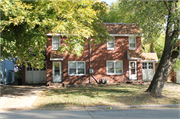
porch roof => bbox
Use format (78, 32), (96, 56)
(141, 53), (158, 61)
(127, 50), (142, 60)
(50, 51), (63, 61)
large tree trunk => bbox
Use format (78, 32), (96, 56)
(146, 1), (179, 97)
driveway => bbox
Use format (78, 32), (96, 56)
(0, 85), (45, 110)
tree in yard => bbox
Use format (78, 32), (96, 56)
(0, 0), (110, 69)
(105, 0), (180, 96)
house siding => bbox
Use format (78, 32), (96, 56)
(46, 36), (142, 85)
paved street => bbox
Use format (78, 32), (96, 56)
(0, 108), (180, 119)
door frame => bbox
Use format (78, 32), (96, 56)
(129, 61), (137, 80)
(52, 61), (62, 82)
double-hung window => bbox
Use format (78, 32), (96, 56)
(129, 36), (136, 50)
(68, 61), (86, 76)
(107, 60), (123, 75)
(52, 36), (61, 50)
(107, 37), (115, 50)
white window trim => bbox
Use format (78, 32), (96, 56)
(107, 37), (115, 50)
(106, 60), (123, 75)
(68, 61), (86, 76)
(52, 36), (61, 50)
(129, 36), (136, 50)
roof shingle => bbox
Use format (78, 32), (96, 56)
(105, 23), (141, 34)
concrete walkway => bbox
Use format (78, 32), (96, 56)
(0, 85), (45, 110)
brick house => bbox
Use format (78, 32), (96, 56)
(22, 23), (158, 85)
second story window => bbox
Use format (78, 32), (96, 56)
(107, 37), (115, 50)
(129, 36), (136, 50)
(52, 36), (61, 50)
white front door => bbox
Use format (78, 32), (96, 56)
(129, 61), (137, 80)
(53, 62), (62, 82)
(142, 61), (155, 81)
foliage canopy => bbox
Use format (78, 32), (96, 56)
(1, 0), (110, 68)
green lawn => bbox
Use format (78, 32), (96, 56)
(33, 83), (180, 109)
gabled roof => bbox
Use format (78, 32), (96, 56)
(105, 23), (141, 35)
(127, 50), (142, 60)
(141, 53), (158, 61)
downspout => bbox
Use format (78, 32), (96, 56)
(89, 38), (99, 84)
(89, 38), (91, 83)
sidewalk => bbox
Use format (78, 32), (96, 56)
(0, 85), (45, 111)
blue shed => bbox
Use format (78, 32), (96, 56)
(0, 59), (15, 84)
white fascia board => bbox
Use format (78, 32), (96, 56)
(142, 60), (158, 62)
(47, 33), (141, 37)
(50, 58), (63, 61)
(110, 34), (141, 37)
(46, 33), (78, 36)
(47, 34), (63, 36)
(129, 58), (142, 60)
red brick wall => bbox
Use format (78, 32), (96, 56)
(46, 36), (142, 85)
(46, 36), (53, 85)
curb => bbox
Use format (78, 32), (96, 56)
(84, 104), (180, 110)
(29, 104), (180, 111)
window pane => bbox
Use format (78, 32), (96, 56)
(53, 43), (59, 50)
(27, 64), (32, 71)
(130, 43), (135, 48)
(149, 62), (153, 69)
(78, 62), (84, 68)
(116, 68), (122, 73)
(108, 62), (114, 68)
(131, 69), (135, 74)
(130, 37), (136, 43)
(69, 62), (76, 68)
(52, 36), (59, 43)
(116, 61), (122, 68)
(131, 62), (135, 68)
(69, 69), (76, 74)
(78, 69), (84, 74)
(55, 63), (59, 70)
(54, 63), (60, 75)
(142, 62), (147, 69)
(108, 68), (114, 73)
(107, 43), (115, 48)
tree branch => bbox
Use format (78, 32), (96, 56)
(164, 1), (170, 13)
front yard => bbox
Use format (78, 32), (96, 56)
(32, 83), (180, 109)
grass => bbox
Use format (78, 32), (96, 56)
(32, 83), (180, 109)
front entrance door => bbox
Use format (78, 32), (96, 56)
(53, 62), (62, 82)
(129, 61), (137, 80)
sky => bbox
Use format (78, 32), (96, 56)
(100, 0), (117, 5)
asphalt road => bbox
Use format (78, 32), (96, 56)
(0, 108), (180, 119)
